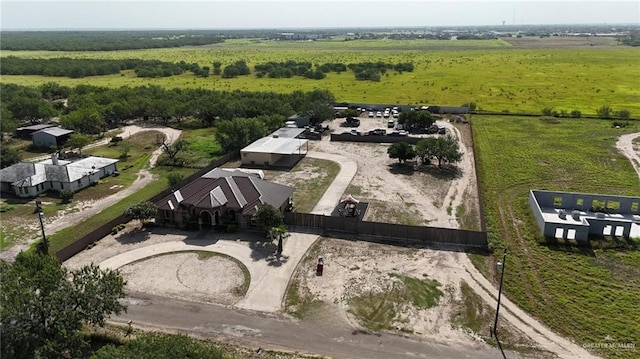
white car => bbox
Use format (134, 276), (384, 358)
(368, 111), (374, 118)
(376, 111), (382, 118)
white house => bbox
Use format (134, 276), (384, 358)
(0, 154), (118, 198)
(240, 128), (308, 168)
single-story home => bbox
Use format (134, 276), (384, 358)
(15, 124), (56, 139)
(32, 126), (74, 148)
(155, 168), (294, 229)
(0, 153), (118, 198)
(529, 189), (640, 241)
(241, 128), (308, 168)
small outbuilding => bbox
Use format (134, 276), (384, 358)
(15, 124), (56, 139)
(32, 127), (74, 148)
(241, 128), (308, 168)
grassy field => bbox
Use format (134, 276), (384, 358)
(1, 39), (638, 115)
(472, 115), (640, 359)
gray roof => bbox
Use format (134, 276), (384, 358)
(16, 124), (56, 131)
(241, 136), (308, 155)
(33, 127), (74, 137)
(0, 156), (117, 187)
(270, 127), (305, 138)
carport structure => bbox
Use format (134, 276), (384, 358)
(529, 190), (640, 241)
(241, 128), (308, 168)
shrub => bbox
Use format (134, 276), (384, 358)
(570, 109), (582, 118)
(59, 189), (74, 204)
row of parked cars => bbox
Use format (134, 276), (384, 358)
(367, 107), (400, 119)
(344, 128), (408, 137)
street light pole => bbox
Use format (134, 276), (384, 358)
(35, 200), (48, 255)
(492, 248), (507, 359)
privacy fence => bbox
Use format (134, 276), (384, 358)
(55, 150), (240, 261)
(284, 212), (488, 250)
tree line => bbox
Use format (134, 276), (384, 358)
(0, 57), (214, 79)
(0, 31), (224, 51)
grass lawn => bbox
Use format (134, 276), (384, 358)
(177, 127), (225, 168)
(472, 115), (640, 359)
(2, 42), (638, 115)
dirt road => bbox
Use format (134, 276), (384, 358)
(615, 132), (640, 180)
(0, 125), (181, 262)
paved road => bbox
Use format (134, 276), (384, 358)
(115, 292), (520, 359)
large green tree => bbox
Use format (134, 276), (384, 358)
(387, 141), (416, 164)
(0, 252), (126, 359)
(6, 97), (57, 125)
(0, 146), (21, 169)
(123, 201), (157, 226)
(415, 135), (462, 167)
(66, 133), (93, 155)
(398, 110), (435, 130)
(214, 117), (267, 152)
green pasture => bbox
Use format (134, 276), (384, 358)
(472, 115), (640, 359)
(2, 41), (638, 115)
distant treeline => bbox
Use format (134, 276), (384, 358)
(0, 57), (212, 78)
(0, 56), (414, 82)
(0, 31), (224, 51)
(620, 34), (640, 46)
(1, 82), (335, 136)
(249, 60), (413, 81)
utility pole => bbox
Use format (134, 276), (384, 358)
(35, 200), (48, 255)
(492, 248), (507, 359)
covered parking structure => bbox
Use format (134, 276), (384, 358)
(241, 129), (308, 168)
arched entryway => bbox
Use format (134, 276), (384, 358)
(200, 211), (212, 229)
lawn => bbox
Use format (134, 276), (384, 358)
(472, 115), (640, 359)
(1, 41), (638, 115)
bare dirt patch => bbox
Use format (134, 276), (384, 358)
(287, 237), (537, 350)
(119, 252), (246, 306)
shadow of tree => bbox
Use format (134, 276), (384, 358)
(248, 240), (277, 262)
(115, 227), (152, 244)
(387, 162), (462, 180)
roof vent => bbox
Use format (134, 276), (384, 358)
(558, 209), (566, 220)
(571, 210), (581, 221)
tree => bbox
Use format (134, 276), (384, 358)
(596, 104), (613, 119)
(616, 109), (631, 120)
(570, 109), (582, 118)
(387, 142), (416, 164)
(159, 138), (188, 165)
(1, 146), (21, 169)
(253, 203), (283, 233)
(269, 224), (288, 256)
(416, 136), (462, 167)
(123, 201), (157, 226)
(60, 189), (74, 204)
(214, 118), (267, 152)
(398, 110), (434, 130)
(168, 171), (185, 187)
(60, 106), (105, 135)
(6, 97), (57, 124)
(0, 252), (126, 359)
(66, 133), (92, 155)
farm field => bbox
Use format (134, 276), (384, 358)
(472, 115), (640, 359)
(1, 39), (638, 115)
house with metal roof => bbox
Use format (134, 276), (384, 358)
(240, 128), (308, 168)
(155, 168), (294, 230)
(32, 126), (74, 148)
(529, 190), (640, 241)
(0, 153), (118, 198)
(15, 124), (56, 139)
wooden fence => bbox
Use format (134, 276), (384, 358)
(284, 212), (488, 250)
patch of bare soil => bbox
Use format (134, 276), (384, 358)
(289, 237), (536, 350)
(119, 252), (245, 306)
(307, 115), (477, 229)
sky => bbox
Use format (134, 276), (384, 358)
(1, 1), (638, 30)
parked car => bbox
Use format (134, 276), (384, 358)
(387, 119), (395, 128)
(376, 111), (382, 118)
(350, 129), (362, 136)
(368, 111), (374, 118)
(388, 130), (408, 137)
(438, 127), (446, 134)
(368, 128), (386, 136)
(344, 117), (360, 127)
